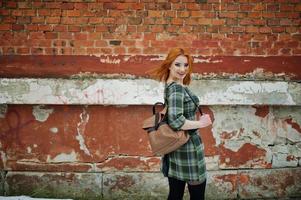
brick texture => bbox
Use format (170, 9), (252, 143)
(0, 1), (300, 56)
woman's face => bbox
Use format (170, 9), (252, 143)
(169, 55), (189, 83)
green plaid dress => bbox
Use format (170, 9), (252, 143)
(162, 82), (207, 183)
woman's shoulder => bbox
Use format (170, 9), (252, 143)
(166, 82), (186, 93)
(166, 81), (186, 89)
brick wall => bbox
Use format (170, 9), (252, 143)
(0, 0), (300, 56)
(0, 1), (301, 199)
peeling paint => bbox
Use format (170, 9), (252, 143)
(17, 158), (42, 163)
(229, 82), (285, 93)
(97, 155), (160, 171)
(49, 127), (58, 134)
(46, 151), (78, 163)
(192, 67), (297, 81)
(239, 174), (250, 185)
(206, 171), (238, 199)
(224, 82), (295, 105)
(273, 107), (301, 143)
(0, 150), (7, 169)
(102, 173), (168, 199)
(0, 104), (8, 118)
(253, 105), (269, 118)
(1, 78), (300, 105)
(27, 147), (32, 154)
(194, 80), (299, 106)
(210, 106), (252, 148)
(219, 143), (269, 168)
(70, 72), (138, 80)
(215, 174), (237, 192)
(239, 168), (301, 199)
(122, 55), (154, 63)
(32, 105), (53, 122)
(210, 105), (301, 153)
(76, 108), (91, 156)
(0, 79), (30, 103)
(296, 143), (301, 157)
(1, 104), (300, 171)
(271, 144), (300, 167)
(205, 155), (219, 170)
(99, 56), (121, 64)
(288, 81), (301, 105)
(149, 55), (165, 61)
(194, 58), (223, 63)
(285, 118), (301, 134)
(209, 105), (301, 168)
(1, 55), (301, 80)
(104, 174), (135, 189)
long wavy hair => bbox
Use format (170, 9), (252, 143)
(148, 48), (193, 85)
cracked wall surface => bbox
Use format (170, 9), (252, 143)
(0, 57), (301, 199)
(1, 0), (301, 197)
(2, 169), (301, 200)
(0, 104), (300, 171)
(1, 78), (301, 105)
(0, 103), (300, 199)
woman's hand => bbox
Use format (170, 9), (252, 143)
(180, 114), (212, 130)
(198, 114), (212, 128)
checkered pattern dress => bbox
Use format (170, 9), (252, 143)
(162, 82), (207, 183)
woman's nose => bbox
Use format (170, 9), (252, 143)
(180, 66), (186, 71)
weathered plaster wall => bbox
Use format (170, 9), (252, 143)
(1, 78), (301, 105)
(1, 104), (301, 198)
(1, 62), (301, 199)
(1, 55), (301, 80)
(0, 100), (300, 199)
(1, 0), (301, 199)
(0, 103), (301, 170)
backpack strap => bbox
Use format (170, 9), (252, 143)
(184, 88), (203, 115)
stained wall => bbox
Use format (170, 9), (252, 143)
(0, 0), (301, 199)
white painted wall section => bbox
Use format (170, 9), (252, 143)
(0, 78), (300, 105)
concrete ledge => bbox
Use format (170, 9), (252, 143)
(3, 168), (301, 200)
(5, 172), (102, 200)
(0, 196), (72, 200)
(0, 171), (4, 196)
(0, 78), (300, 105)
(238, 168), (301, 199)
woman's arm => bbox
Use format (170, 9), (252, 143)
(180, 114), (212, 130)
(166, 83), (212, 131)
(166, 84), (186, 130)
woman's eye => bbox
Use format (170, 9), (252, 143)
(175, 63), (180, 67)
(184, 64), (189, 67)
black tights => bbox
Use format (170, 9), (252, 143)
(167, 177), (206, 200)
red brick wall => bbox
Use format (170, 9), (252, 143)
(1, 0), (300, 56)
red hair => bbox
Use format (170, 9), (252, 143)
(148, 48), (193, 85)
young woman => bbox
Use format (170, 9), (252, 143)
(150, 48), (212, 200)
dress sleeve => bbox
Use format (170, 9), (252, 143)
(166, 83), (186, 131)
